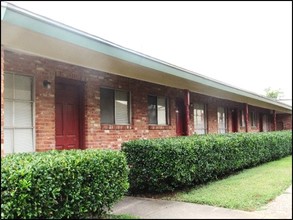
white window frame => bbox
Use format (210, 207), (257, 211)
(262, 114), (269, 132)
(240, 109), (246, 127)
(148, 95), (169, 125)
(100, 88), (131, 125)
(250, 111), (257, 127)
(4, 72), (35, 153)
(217, 107), (227, 134)
(193, 103), (207, 134)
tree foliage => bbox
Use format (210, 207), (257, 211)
(264, 87), (284, 99)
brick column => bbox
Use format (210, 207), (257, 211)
(245, 103), (249, 132)
(184, 89), (190, 136)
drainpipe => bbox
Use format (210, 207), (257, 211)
(245, 103), (249, 132)
(273, 110), (277, 131)
(184, 89), (190, 136)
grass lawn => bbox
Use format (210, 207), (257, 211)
(162, 155), (292, 211)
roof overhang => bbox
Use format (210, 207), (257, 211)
(1, 2), (291, 114)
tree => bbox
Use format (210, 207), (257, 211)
(264, 87), (284, 99)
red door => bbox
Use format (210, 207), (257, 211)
(231, 109), (238, 132)
(55, 81), (80, 150)
(176, 98), (186, 136)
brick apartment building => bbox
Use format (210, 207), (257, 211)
(1, 2), (292, 155)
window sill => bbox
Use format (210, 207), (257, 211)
(101, 124), (132, 130)
(148, 125), (171, 130)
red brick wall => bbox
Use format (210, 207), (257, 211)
(247, 106), (274, 133)
(4, 50), (56, 152)
(4, 50), (183, 150)
(246, 105), (259, 133)
(190, 93), (249, 134)
(84, 70), (182, 149)
(3, 50), (291, 152)
(276, 114), (292, 130)
(189, 93), (278, 134)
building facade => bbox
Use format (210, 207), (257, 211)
(1, 2), (292, 155)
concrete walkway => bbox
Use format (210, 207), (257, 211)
(254, 185), (292, 219)
(111, 185), (292, 219)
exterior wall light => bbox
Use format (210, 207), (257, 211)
(43, 80), (51, 89)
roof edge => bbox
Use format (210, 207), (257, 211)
(2, 1), (292, 111)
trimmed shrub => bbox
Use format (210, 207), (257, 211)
(122, 131), (292, 193)
(1, 149), (129, 219)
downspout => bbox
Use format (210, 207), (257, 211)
(184, 89), (190, 136)
(245, 103), (249, 132)
(273, 110), (277, 131)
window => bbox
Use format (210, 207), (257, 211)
(262, 114), (269, 132)
(240, 110), (246, 127)
(217, 107), (227, 133)
(250, 111), (257, 127)
(100, 88), (130, 124)
(148, 95), (169, 125)
(4, 73), (34, 153)
(193, 103), (207, 134)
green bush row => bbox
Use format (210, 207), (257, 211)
(1, 149), (129, 219)
(122, 131), (292, 193)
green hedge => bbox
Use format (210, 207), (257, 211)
(122, 131), (292, 193)
(1, 149), (129, 219)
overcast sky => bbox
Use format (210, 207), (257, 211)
(7, 1), (292, 105)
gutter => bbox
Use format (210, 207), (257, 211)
(1, 2), (292, 112)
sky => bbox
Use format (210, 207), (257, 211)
(6, 1), (292, 106)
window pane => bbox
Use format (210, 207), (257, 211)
(14, 129), (34, 153)
(240, 110), (246, 127)
(4, 73), (13, 99)
(115, 90), (129, 124)
(148, 96), (157, 124)
(15, 75), (32, 100)
(15, 102), (33, 127)
(157, 97), (166, 125)
(4, 74), (34, 154)
(4, 100), (13, 127)
(194, 103), (206, 134)
(263, 114), (268, 131)
(100, 89), (114, 124)
(217, 107), (226, 133)
(4, 129), (13, 154)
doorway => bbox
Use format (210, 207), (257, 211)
(176, 98), (186, 136)
(231, 108), (238, 132)
(55, 78), (84, 150)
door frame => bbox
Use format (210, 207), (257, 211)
(55, 77), (85, 149)
(175, 98), (186, 136)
